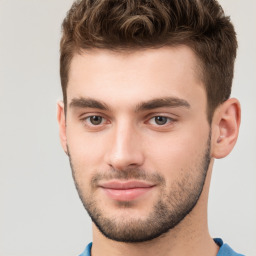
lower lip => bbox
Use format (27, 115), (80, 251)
(101, 187), (154, 201)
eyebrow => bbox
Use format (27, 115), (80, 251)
(69, 96), (190, 112)
(135, 97), (190, 112)
(69, 97), (109, 110)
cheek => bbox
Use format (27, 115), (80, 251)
(66, 128), (108, 182)
(145, 128), (209, 180)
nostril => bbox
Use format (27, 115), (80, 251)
(106, 149), (144, 171)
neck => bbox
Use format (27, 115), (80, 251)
(91, 160), (219, 256)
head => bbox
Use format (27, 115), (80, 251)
(58, 0), (240, 243)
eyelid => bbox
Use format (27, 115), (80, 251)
(78, 110), (108, 118)
(145, 112), (177, 120)
(145, 114), (177, 129)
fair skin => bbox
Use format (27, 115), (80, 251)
(57, 46), (240, 256)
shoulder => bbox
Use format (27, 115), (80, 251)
(78, 242), (92, 256)
(79, 240), (245, 256)
(214, 238), (245, 256)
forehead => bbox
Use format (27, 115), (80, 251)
(67, 46), (206, 110)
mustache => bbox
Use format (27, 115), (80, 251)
(90, 168), (166, 188)
(67, 146), (165, 187)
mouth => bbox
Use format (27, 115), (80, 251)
(98, 180), (156, 201)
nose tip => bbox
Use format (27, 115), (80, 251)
(108, 153), (142, 171)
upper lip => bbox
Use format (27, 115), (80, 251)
(99, 180), (155, 190)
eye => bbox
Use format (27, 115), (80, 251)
(85, 115), (105, 126)
(148, 116), (174, 126)
(154, 116), (168, 125)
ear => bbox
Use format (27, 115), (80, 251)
(211, 98), (241, 159)
(57, 101), (68, 154)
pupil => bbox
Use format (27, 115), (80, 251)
(90, 116), (102, 125)
(155, 116), (167, 125)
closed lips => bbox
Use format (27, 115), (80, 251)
(99, 181), (155, 190)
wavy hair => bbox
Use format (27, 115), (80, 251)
(60, 0), (237, 121)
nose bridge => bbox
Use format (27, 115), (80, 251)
(106, 117), (144, 170)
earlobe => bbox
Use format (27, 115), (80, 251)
(57, 101), (68, 154)
(211, 98), (241, 159)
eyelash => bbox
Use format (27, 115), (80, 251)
(82, 115), (108, 126)
(81, 114), (176, 129)
(147, 116), (175, 126)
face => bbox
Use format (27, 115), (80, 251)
(61, 46), (211, 242)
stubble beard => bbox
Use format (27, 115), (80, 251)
(68, 135), (211, 243)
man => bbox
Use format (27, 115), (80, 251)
(57, 0), (243, 255)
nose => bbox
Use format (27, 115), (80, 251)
(105, 121), (145, 171)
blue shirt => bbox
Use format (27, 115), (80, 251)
(79, 238), (245, 256)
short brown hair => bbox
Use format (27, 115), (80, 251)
(60, 0), (237, 121)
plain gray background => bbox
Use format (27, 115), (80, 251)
(0, 0), (255, 255)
